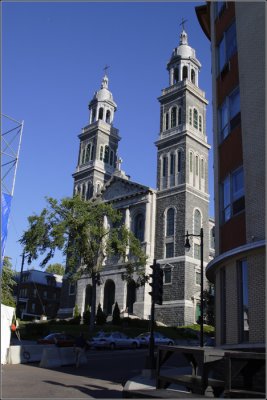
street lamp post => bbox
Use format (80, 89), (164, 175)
(184, 227), (204, 347)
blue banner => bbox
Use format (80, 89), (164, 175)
(1, 192), (12, 266)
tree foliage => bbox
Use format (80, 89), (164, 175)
(203, 284), (215, 326)
(1, 257), (17, 307)
(45, 263), (65, 276)
(112, 301), (121, 325)
(96, 303), (107, 325)
(20, 195), (147, 331)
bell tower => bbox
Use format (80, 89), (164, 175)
(72, 72), (121, 199)
(154, 26), (211, 326)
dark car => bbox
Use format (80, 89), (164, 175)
(204, 337), (215, 347)
(37, 333), (75, 347)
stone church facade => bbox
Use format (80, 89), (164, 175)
(58, 28), (215, 326)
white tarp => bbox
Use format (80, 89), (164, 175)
(1, 304), (15, 364)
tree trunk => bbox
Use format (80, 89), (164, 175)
(89, 272), (97, 334)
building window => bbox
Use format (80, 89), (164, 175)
(182, 66), (188, 80)
(104, 145), (109, 163)
(196, 271), (201, 285)
(193, 109), (198, 129)
(165, 243), (174, 258)
(219, 87), (240, 141)
(100, 146), (103, 160)
(31, 303), (35, 312)
(43, 291), (47, 299)
(201, 159), (204, 179)
(171, 107), (177, 128)
(191, 69), (195, 84)
(178, 108), (182, 125)
(189, 109), (192, 125)
(194, 243), (201, 260)
(162, 156), (167, 177)
(110, 150), (114, 166)
(238, 259), (249, 342)
(164, 268), (172, 284)
(85, 144), (91, 163)
(166, 208), (175, 236)
(195, 156), (199, 176)
(221, 167), (245, 223)
(173, 67), (179, 83)
(106, 110), (111, 123)
(189, 152), (193, 173)
(199, 115), (202, 132)
(90, 145), (94, 161)
(177, 151), (181, 173)
(218, 21), (237, 74)
(81, 147), (86, 164)
(92, 108), (96, 122)
(170, 154), (175, 175)
(98, 107), (104, 120)
(220, 268), (226, 344)
(165, 112), (169, 130)
(194, 209), (201, 234)
(134, 213), (144, 242)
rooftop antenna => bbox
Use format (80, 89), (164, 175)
(180, 17), (188, 31)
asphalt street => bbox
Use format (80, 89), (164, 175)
(1, 348), (147, 399)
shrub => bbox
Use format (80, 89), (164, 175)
(70, 304), (81, 325)
(83, 305), (91, 325)
(112, 302), (121, 325)
(96, 303), (107, 325)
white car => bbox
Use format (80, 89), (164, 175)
(136, 332), (174, 347)
(91, 332), (140, 350)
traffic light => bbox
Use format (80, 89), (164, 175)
(154, 267), (163, 305)
(148, 261), (163, 305)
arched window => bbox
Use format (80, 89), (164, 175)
(87, 184), (93, 200)
(81, 148), (86, 164)
(178, 108), (182, 125)
(193, 109), (198, 129)
(166, 208), (175, 236)
(85, 144), (91, 163)
(201, 159), (204, 179)
(194, 209), (201, 234)
(199, 115), (202, 132)
(171, 107), (177, 128)
(98, 107), (104, 120)
(162, 156), (167, 177)
(182, 66), (188, 80)
(177, 150), (182, 173)
(189, 109), (192, 125)
(191, 69), (195, 84)
(189, 152), (193, 173)
(90, 145), (94, 161)
(174, 67), (179, 83)
(110, 150), (114, 166)
(195, 155), (199, 176)
(106, 110), (111, 123)
(92, 108), (96, 122)
(165, 113), (169, 130)
(134, 213), (144, 242)
(82, 184), (86, 200)
(104, 145), (109, 163)
(170, 154), (175, 175)
(100, 146), (103, 160)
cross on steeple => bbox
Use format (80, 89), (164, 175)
(103, 64), (110, 75)
(180, 18), (188, 31)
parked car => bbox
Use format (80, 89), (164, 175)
(136, 332), (174, 347)
(37, 333), (75, 347)
(91, 332), (140, 350)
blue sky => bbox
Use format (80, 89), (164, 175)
(2, 1), (213, 271)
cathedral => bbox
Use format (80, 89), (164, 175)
(58, 27), (215, 326)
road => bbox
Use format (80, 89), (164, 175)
(2, 347), (188, 399)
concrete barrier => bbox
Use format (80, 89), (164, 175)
(7, 344), (55, 364)
(39, 346), (61, 368)
(39, 347), (88, 368)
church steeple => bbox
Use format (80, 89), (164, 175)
(73, 72), (121, 200)
(167, 26), (201, 87)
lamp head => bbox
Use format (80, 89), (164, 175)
(184, 231), (191, 252)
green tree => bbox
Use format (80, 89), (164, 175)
(1, 257), (17, 307)
(45, 263), (65, 275)
(96, 303), (106, 325)
(112, 301), (121, 325)
(20, 195), (147, 332)
(203, 284), (215, 326)
(83, 304), (91, 325)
